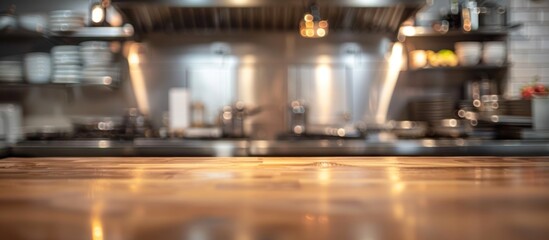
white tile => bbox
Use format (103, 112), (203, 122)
(509, 25), (529, 37)
(508, 52), (529, 63)
(510, 0), (525, 8)
(528, 53), (549, 63)
(510, 40), (539, 50)
(526, 25), (549, 36)
(527, 1), (549, 8)
(511, 11), (539, 22)
(540, 39), (549, 49)
(542, 68), (549, 77)
(510, 68), (542, 78)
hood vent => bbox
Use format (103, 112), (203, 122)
(113, 1), (425, 35)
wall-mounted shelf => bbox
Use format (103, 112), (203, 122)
(405, 64), (510, 73)
(399, 25), (521, 40)
(0, 24), (134, 42)
(0, 81), (118, 88)
(49, 24), (134, 40)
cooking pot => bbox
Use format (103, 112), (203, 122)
(479, 1), (507, 28)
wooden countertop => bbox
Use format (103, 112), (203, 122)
(0, 157), (548, 240)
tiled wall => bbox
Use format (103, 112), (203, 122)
(508, 0), (549, 96)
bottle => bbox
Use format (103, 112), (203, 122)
(448, 0), (462, 29)
(191, 101), (205, 128)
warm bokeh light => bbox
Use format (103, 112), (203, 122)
(400, 26), (416, 36)
(319, 21), (328, 28)
(306, 29), (315, 37)
(91, 5), (105, 24)
(127, 43), (150, 115)
(316, 28), (326, 37)
(376, 42), (403, 123)
(300, 14), (329, 38)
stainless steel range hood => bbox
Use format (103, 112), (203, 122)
(112, 0), (426, 34)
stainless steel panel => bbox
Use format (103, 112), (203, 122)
(127, 32), (393, 139)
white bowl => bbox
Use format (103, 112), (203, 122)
(53, 53), (80, 58)
(81, 53), (113, 66)
(54, 68), (81, 73)
(53, 57), (80, 65)
(55, 64), (81, 70)
(458, 55), (481, 66)
(49, 21), (84, 26)
(455, 41), (482, 49)
(49, 23), (83, 32)
(483, 56), (506, 65)
(49, 10), (85, 19)
(82, 70), (117, 76)
(80, 50), (112, 56)
(0, 15), (16, 30)
(49, 19), (84, 26)
(24, 53), (51, 83)
(52, 45), (80, 53)
(53, 51), (80, 56)
(80, 41), (110, 49)
(18, 14), (47, 32)
(54, 60), (80, 65)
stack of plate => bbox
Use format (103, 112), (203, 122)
(80, 41), (118, 85)
(51, 45), (81, 84)
(49, 10), (85, 32)
(24, 53), (51, 84)
(409, 98), (456, 123)
(0, 61), (23, 83)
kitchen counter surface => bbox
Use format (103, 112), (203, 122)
(9, 138), (549, 157)
(0, 157), (548, 239)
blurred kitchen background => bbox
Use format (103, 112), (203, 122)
(1, 0), (549, 155)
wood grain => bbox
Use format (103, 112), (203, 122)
(0, 157), (548, 240)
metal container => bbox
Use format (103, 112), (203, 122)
(288, 100), (307, 135)
(71, 116), (124, 139)
(390, 121), (428, 139)
(431, 119), (473, 138)
(479, 1), (507, 28)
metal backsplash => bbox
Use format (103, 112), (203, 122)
(125, 32), (398, 139)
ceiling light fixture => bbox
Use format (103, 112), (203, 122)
(299, 3), (329, 38)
